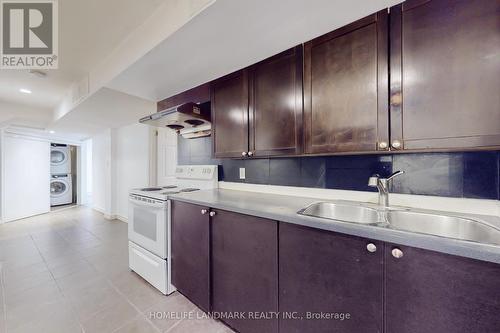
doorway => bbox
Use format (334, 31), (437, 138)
(50, 143), (77, 211)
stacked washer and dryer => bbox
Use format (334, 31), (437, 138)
(50, 144), (73, 206)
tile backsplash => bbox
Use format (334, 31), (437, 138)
(178, 136), (500, 200)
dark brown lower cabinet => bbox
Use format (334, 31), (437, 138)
(211, 209), (278, 333)
(171, 201), (500, 333)
(385, 244), (500, 333)
(279, 223), (384, 333)
(171, 201), (210, 312)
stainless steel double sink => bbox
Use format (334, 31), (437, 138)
(298, 202), (500, 246)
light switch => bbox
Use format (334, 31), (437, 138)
(239, 167), (246, 180)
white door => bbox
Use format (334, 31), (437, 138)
(2, 134), (50, 222)
(156, 128), (177, 186)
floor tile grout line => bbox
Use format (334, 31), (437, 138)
(39, 215), (105, 333)
(138, 290), (199, 333)
(1, 207), (188, 333)
(55, 219), (102, 243)
(29, 233), (87, 333)
(49, 210), (152, 331)
(106, 277), (162, 333)
(164, 318), (186, 333)
(80, 224), (106, 243)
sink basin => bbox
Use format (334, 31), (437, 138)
(298, 202), (380, 224)
(386, 210), (500, 245)
(297, 201), (500, 246)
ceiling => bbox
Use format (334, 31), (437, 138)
(108, 0), (402, 102)
(0, 0), (167, 110)
(0, 101), (53, 129)
(48, 88), (155, 141)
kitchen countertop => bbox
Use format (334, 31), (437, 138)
(170, 189), (500, 265)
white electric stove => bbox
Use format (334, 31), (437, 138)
(128, 165), (218, 295)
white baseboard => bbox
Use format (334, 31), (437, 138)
(92, 207), (127, 222)
(2, 209), (51, 223)
(92, 207), (114, 220)
(219, 182), (500, 217)
(92, 206), (106, 214)
(116, 215), (128, 223)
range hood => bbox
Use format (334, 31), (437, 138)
(139, 102), (211, 138)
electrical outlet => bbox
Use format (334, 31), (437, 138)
(239, 167), (246, 180)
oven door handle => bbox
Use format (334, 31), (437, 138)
(129, 197), (166, 209)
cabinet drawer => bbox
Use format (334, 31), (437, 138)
(129, 241), (168, 294)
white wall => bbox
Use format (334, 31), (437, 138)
(92, 129), (112, 215)
(77, 139), (91, 206)
(1, 134), (50, 222)
(114, 124), (152, 221)
(85, 139), (93, 201)
(91, 124), (152, 221)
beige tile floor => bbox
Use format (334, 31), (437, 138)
(0, 206), (234, 333)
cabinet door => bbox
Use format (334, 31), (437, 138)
(390, 0), (500, 151)
(212, 70), (249, 158)
(304, 11), (389, 154)
(249, 46), (303, 156)
(279, 223), (384, 333)
(211, 209), (278, 333)
(385, 244), (500, 333)
(171, 201), (210, 312)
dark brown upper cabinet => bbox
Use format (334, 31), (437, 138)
(389, 0), (500, 151)
(212, 69), (250, 158)
(249, 46), (303, 157)
(212, 46), (303, 158)
(304, 11), (389, 154)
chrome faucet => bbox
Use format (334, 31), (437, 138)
(368, 171), (404, 208)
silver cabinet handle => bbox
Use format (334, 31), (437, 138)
(378, 142), (388, 150)
(201, 209), (208, 215)
(391, 140), (402, 149)
(241, 152), (248, 157)
(391, 248), (404, 259)
(248, 151), (254, 157)
(366, 243), (377, 253)
(209, 211), (216, 217)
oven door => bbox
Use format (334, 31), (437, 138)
(128, 194), (168, 259)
